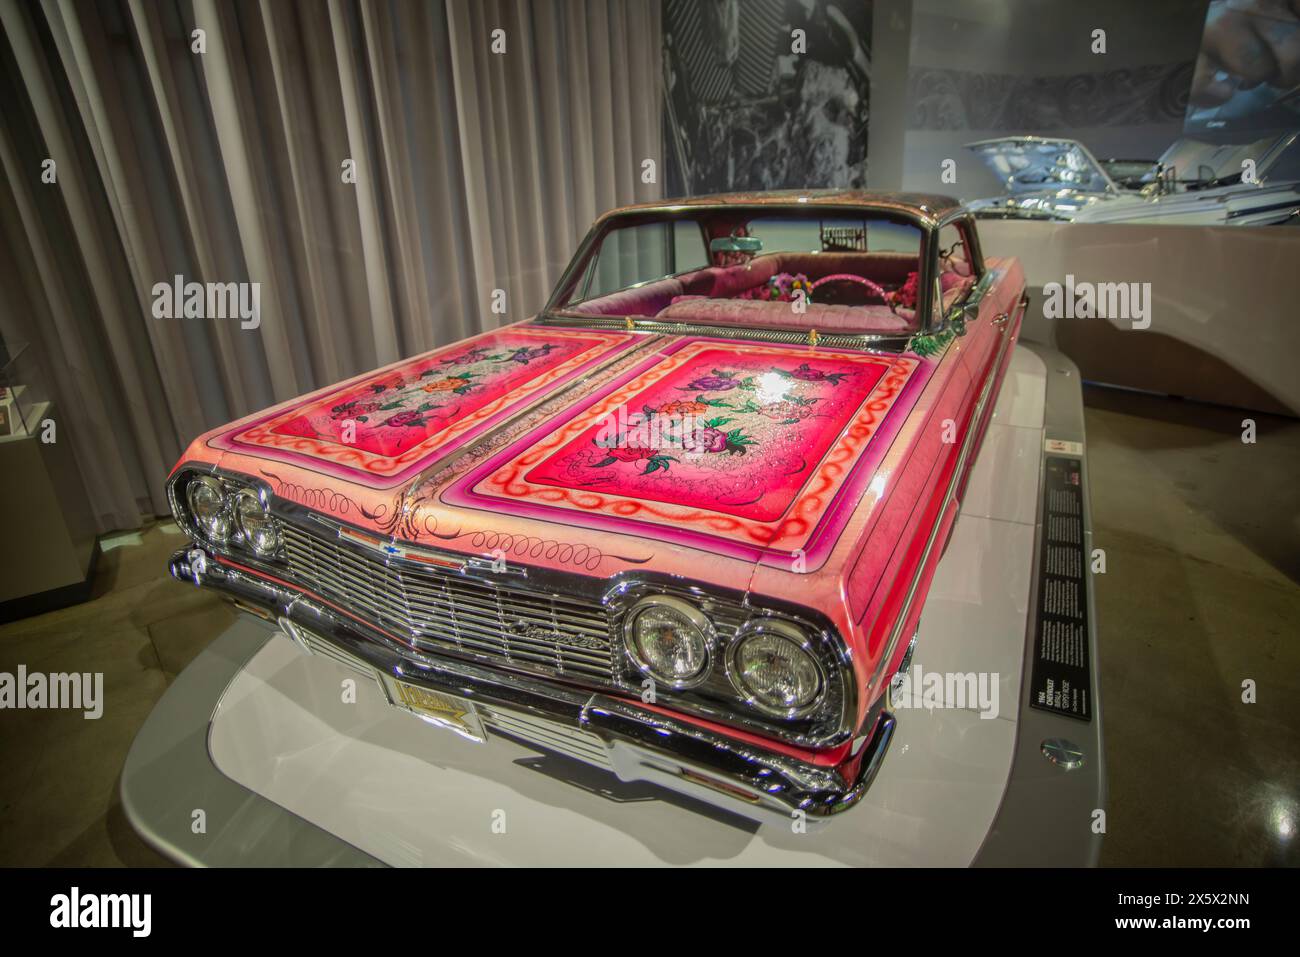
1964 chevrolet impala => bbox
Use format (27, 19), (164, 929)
(167, 191), (1026, 822)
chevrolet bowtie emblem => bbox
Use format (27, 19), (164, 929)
(334, 524), (467, 570)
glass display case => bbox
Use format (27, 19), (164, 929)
(0, 340), (48, 438)
(0, 336), (97, 622)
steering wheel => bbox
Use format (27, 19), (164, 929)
(810, 274), (888, 303)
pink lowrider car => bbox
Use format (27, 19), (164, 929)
(168, 191), (1026, 822)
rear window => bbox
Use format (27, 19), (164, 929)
(555, 207), (931, 336)
(747, 217), (921, 255)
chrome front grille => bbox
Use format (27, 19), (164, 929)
(280, 523), (616, 683)
(280, 624), (613, 770)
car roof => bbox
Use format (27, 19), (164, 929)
(603, 190), (964, 228)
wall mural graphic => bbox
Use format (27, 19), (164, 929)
(662, 0), (872, 194)
(906, 64), (1194, 132)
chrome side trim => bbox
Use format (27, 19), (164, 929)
(869, 291), (1027, 693)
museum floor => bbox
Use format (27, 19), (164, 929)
(1, 384), (1296, 867)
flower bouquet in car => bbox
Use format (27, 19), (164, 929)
(741, 272), (814, 303)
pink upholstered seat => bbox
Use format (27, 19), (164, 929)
(569, 277), (685, 316)
(676, 259), (782, 298)
(565, 251), (923, 329)
(767, 252), (918, 286)
(655, 298), (914, 334)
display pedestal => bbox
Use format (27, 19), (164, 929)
(0, 400), (99, 623)
(122, 344), (1104, 866)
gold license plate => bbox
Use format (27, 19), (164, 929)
(381, 674), (486, 743)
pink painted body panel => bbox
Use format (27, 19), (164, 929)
(174, 254), (1025, 751)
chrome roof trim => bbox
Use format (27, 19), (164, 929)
(601, 190), (964, 227)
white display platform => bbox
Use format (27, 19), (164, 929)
(201, 347), (1050, 867)
(977, 219), (1300, 416)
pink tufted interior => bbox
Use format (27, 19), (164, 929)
(655, 298), (915, 333)
(567, 251), (925, 333)
(568, 277), (685, 317)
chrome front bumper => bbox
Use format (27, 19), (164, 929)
(170, 546), (894, 825)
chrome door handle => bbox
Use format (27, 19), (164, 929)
(992, 312), (1009, 325)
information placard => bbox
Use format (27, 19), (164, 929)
(1029, 455), (1092, 721)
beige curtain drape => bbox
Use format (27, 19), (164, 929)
(0, 0), (663, 533)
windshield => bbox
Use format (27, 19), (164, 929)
(966, 138), (1114, 195)
(1157, 135), (1283, 184)
(551, 208), (932, 335)
(1100, 159), (1156, 189)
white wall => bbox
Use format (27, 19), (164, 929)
(980, 219), (1300, 415)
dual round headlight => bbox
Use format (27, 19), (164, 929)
(624, 596), (714, 687)
(727, 620), (824, 718)
(623, 597), (825, 716)
(233, 488), (280, 557)
(185, 475), (279, 557)
(186, 475), (233, 543)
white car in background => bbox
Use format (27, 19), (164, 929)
(964, 133), (1300, 226)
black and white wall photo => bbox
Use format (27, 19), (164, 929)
(663, 0), (872, 193)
